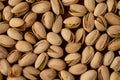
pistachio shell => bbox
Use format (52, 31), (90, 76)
(84, 0), (95, 12)
(62, 0), (79, 6)
(26, 0), (35, 3)
(7, 76), (26, 80)
(110, 72), (120, 80)
(0, 45), (8, 59)
(0, 22), (9, 34)
(107, 0), (117, 12)
(0, 2), (4, 10)
(8, 0), (22, 6)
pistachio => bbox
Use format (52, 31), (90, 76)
(23, 66), (40, 80)
(59, 70), (75, 80)
(104, 12), (120, 25)
(15, 41), (33, 52)
(7, 50), (21, 64)
(80, 70), (97, 80)
(32, 21), (46, 39)
(90, 52), (103, 69)
(95, 16), (107, 31)
(96, 0), (105, 3)
(85, 29), (100, 45)
(107, 25), (120, 38)
(47, 58), (66, 71)
(84, 0), (95, 12)
(52, 15), (63, 33)
(47, 32), (62, 45)
(9, 18), (24, 28)
(18, 52), (37, 66)
(103, 51), (115, 66)
(110, 72), (120, 80)
(8, 0), (22, 6)
(0, 35), (16, 48)
(107, 0), (117, 12)
(42, 11), (54, 30)
(63, 16), (81, 29)
(95, 33), (110, 51)
(61, 28), (75, 43)
(35, 52), (49, 70)
(117, 1), (120, 9)
(110, 56), (120, 71)
(0, 59), (11, 76)
(65, 42), (81, 53)
(34, 40), (50, 54)
(0, 45), (8, 59)
(51, 0), (64, 15)
(94, 3), (107, 16)
(83, 12), (94, 32)
(62, 0), (79, 6)
(0, 2), (4, 10)
(11, 2), (29, 17)
(64, 53), (81, 66)
(47, 45), (64, 58)
(98, 65), (110, 80)
(69, 4), (87, 17)
(32, 1), (51, 14)
(69, 63), (87, 75)
(0, 22), (9, 34)
(7, 76), (26, 80)
(81, 46), (95, 64)
(40, 68), (57, 80)
(26, 0), (35, 3)
(2, 6), (13, 21)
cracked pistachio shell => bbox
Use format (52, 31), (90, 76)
(15, 41), (32, 52)
(94, 3), (107, 16)
(32, 21), (46, 39)
(0, 73), (3, 80)
(9, 18), (24, 28)
(61, 28), (75, 43)
(23, 66), (40, 80)
(63, 16), (81, 29)
(0, 35), (16, 48)
(59, 70), (75, 80)
(83, 12), (94, 32)
(47, 58), (66, 71)
(7, 28), (23, 40)
(0, 2), (4, 10)
(98, 65), (110, 80)
(110, 56), (120, 71)
(47, 45), (64, 58)
(0, 59), (11, 76)
(51, 0), (64, 15)
(110, 72), (120, 80)
(0, 22), (9, 34)
(107, 25), (120, 38)
(80, 70), (97, 80)
(3, 6), (13, 21)
(23, 11), (37, 28)
(108, 38), (120, 51)
(26, 0), (35, 3)
(42, 11), (54, 30)
(90, 52), (103, 69)
(35, 52), (49, 70)
(104, 12), (120, 25)
(69, 4), (87, 17)
(65, 42), (81, 53)
(7, 76), (26, 80)
(75, 28), (86, 44)
(107, 0), (117, 12)
(64, 53), (81, 66)
(34, 40), (50, 54)
(81, 46), (95, 64)
(69, 63), (87, 75)
(18, 52), (37, 66)
(40, 69), (57, 80)
(84, 0), (95, 12)
(117, 1), (120, 9)
(24, 32), (36, 44)
(32, 1), (51, 14)
(96, 0), (105, 3)
(62, 0), (78, 6)
(11, 2), (29, 17)
(95, 33), (110, 51)
(103, 51), (114, 66)
(8, 0), (22, 6)
(47, 32), (62, 45)
(7, 50), (21, 64)
(95, 16), (107, 31)
(8, 64), (22, 77)
(85, 29), (100, 45)
(0, 45), (8, 59)
(52, 15), (63, 33)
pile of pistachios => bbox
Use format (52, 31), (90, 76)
(0, 0), (120, 80)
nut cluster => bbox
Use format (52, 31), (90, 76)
(0, 0), (120, 80)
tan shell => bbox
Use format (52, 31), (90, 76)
(7, 76), (26, 80)
(62, 0), (79, 6)
(110, 72), (120, 80)
(8, 0), (22, 6)
(0, 45), (8, 59)
(84, 0), (95, 12)
(0, 22), (9, 34)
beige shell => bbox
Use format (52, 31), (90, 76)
(84, 0), (95, 12)
(8, 0), (22, 6)
(0, 45), (8, 59)
(0, 22), (9, 34)
(62, 0), (79, 6)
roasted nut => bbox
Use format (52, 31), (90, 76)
(84, 0), (95, 12)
